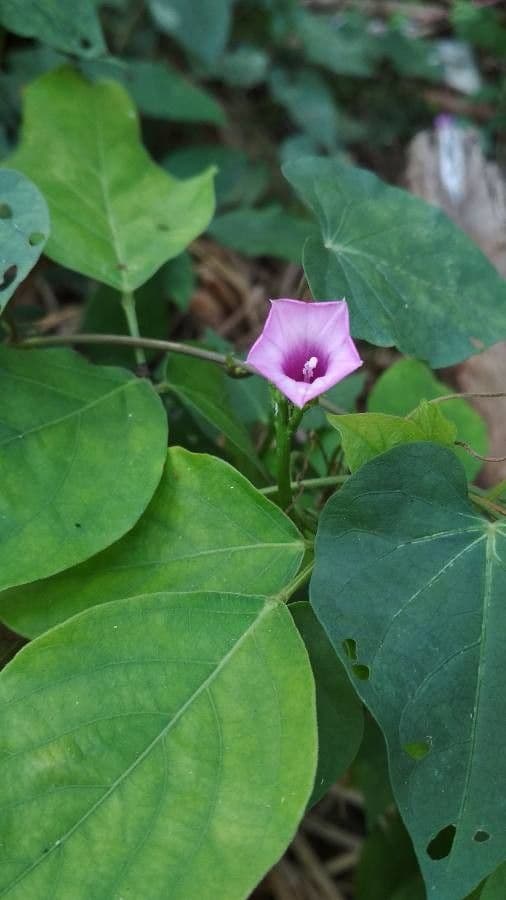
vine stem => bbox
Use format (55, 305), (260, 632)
(121, 291), (147, 371)
(260, 474), (348, 496)
(18, 332), (254, 375)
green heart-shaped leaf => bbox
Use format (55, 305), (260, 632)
(311, 443), (506, 899)
(0, 591), (317, 899)
(0, 346), (167, 591)
(7, 67), (215, 291)
(0, 447), (304, 636)
(283, 157), (506, 367)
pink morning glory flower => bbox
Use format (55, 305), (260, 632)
(247, 298), (363, 408)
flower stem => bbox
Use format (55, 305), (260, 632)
(121, 291), (147, 371)
(274, 393), (304, 513)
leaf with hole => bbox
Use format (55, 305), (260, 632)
(368, 357), (488, 480)
(0, 590), (317, 899)
(283, 157), (506, 367)
(0, 447), (305, 637)
(0, 0), (105, 57)
(7, 67), (215, 292)
(290, 601), (363, 807)
(311, 442), (506, 899)
(0, 168), (49, 315)
(0, 346), (167, 592)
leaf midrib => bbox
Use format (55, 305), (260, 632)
(0, 599), (276, 897)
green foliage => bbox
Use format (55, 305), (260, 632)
(82, 58), (225, 125)
(0, 168), (49, 315)
(209, 205), (316, 261)
(356, 813), (420, 900)
(0, 0), (105, 57)
(7, 68), (215, 291)
(0, 346), (167, 592)
(0, 590), (317, 899)
(291, 601), (363, 807)
(328, 402), (456, 472)
(147, 0), (236, 63)
(311, 443), (506, 899)
(165, 145), (268, 210)
(161, 354), (266, 475)
(481, 862), (506, 899)
(369, 358), (488, 480)
(283, 157), (506, 367)
(295, 9), (373, 77)
(0, 447), (305, 636)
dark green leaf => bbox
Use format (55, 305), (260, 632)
(148, 0), (236, 64)
(209, 205), (316, 261)
(0, 447), (305, 636)
(161, 354), (266, 476)
(283, 157), (506, 367)
(311, 442), (506, 898)
(270, 67), (340, 152)
(165, 144), (268, 210)
(0, 590), (317, 899)
(0, 346), (167, 591)
(82, 58), (225, 124)
(357, 813), (420, 900)
(291, 601), (363, 806)
(296, 10), (373, 77)
(351, 714), (394, 829)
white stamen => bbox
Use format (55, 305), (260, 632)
(302, 356), (318, 383)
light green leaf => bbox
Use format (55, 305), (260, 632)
(161, 354), (266, 477)
(0, 447), (305, 636)
(291, 601), (363, 807)
(0, 0), (105, 57)
(209, 204), (316, 262)
(82, 57), (225, 124)
(0, 169), (49, 315)
(328, 403), (456, 472)
(311, 442), (506, 899)
(368, 357), (488, 480)
(0, 590), (317, 899)
(148, 0), (236, 64)
(7, 67), (215, 292)
(283, 157), (506, 367)
(0, 346), (167, 592)
(481, 862), (506, 899)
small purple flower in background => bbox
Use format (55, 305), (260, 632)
(247, 298), (362, 408)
